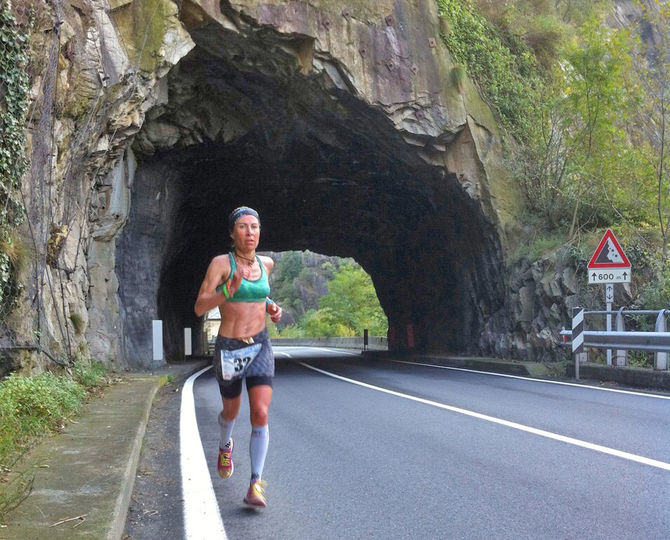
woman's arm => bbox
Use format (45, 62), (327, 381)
(259, 255), (274, 274)
(194, 255), (241, 317)
(260, 256), (282, 323)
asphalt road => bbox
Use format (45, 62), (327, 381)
(126, 347), (670, 540)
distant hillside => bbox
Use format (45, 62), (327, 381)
(264, 251), (357, 329)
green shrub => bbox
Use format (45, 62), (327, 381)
(0, 470), (33, 526)
(627, 351), (653, 369)
(0, 372), (85, 467)
(0, 360), (108, 522)
(71, 359), (106, 388)
(0, 355), (108, 468)
(277, 323), (305, 339)
(513, 230), (567, 262)
(437, 0), (545, 141)
(635, 265), (670, 311)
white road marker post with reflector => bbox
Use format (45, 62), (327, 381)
(572, 308), (585, 380)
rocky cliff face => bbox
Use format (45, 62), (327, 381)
(6, 0), (195, 371)
(5, 0), (615, 371)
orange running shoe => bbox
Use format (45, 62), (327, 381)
(217, 439), (234, 479)
(243, 479), (267, 508)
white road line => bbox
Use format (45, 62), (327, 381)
(307, 346), (361, 356)
(300, 362), (670, 472)
(390, 359), (670, 400)
(180, 366), (227, 540)
(274, 346), (360, 357)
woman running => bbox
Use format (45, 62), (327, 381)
(194, 206), (282, 508)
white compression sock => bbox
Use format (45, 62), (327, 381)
(218, 412), (235, 449)
(249, 425), (269, 481)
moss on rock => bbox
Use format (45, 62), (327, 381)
(111, 0), (177, 73)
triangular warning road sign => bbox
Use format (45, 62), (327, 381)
(587, 229), (631, 268)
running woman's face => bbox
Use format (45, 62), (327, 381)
(231, 214), (260, 251)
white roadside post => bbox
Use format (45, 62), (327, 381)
(655, 311), (668, 370)
(572, 308), (585, 380)
(152, 320), (164, 363)
(614, 307), (627, 366)
(605, 283), (614, 366)
(184, 327), (192, 357)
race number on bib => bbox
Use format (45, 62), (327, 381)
(220, 343), (262, 381)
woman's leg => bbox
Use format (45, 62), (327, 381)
(248, 384), (272, 427)
(248, 384), (272, 481)
(217, 385), (243, 479)
(219, 394), (241, 447)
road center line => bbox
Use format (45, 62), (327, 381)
(299, 362), (670, 471)
(180, 366), (228, 540)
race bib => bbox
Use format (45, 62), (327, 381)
(220, 343), (262, 381)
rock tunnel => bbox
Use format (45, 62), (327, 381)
(113, 5), (511, 364)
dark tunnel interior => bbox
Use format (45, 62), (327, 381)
(115, 26), (510, 364)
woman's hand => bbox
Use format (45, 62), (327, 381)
(269, 305), (282, 323)
(266, 299), (282, 323)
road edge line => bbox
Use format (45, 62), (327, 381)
(180, 366), (228, 539)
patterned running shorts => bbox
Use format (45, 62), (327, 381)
(213, 328), (274, 398)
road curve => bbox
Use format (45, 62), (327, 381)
(183, 348), (669, 540)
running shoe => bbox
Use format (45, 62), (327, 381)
(217, 438), (234, 479)
(243, 479), (267, 508)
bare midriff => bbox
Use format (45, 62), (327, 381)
(218, 301), (266, 339)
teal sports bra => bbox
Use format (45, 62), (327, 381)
(226, 252), (270, 302)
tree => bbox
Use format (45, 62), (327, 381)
(277, 263), (388, 337)
(562, 18), (640, 227)
(553, 0), (610, 24)
(517, 16), (651, 235)
(300, 308), (356, 338)
(318, 264), (387, 336)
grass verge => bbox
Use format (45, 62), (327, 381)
(0, 359), (109, 523)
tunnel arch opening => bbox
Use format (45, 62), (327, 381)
(201, 249), (389, 341)
(115, 18), (510, 364)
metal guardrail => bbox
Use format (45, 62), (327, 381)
(562, 308), (670, 378)
(560, 330), (670, 352)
